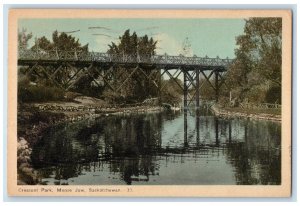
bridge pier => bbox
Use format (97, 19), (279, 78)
(183, 70), (188, 146)
(195, 69), (200, 146)
(195, 69), (200, 110)
(183, 70), (188, 111)
(215, 71), (219, 102)
(158, 70), (162, 106)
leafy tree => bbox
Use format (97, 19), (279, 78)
(28, 31), (93, 93)
(106, 30), (158, 102)
(31, 36), (53, 51)
(225, 17), (282, 104)
(18, 28), (32, 50)
(161, 78), (183, 105)
(108, 29), (157, 58)
(31, 30), (88, 52)
(18, 29), (32, 76)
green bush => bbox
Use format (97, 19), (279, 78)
(265, 86), (281, 104)
(18, 82), (65, 103)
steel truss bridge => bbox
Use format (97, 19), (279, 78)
(18, 49), (234, 145)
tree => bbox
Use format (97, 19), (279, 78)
(31, 36), (53, 51)
(225, 17), (282, 104)
(31, 30), (88, 52)
(28, 31), (93, 93)
(108, 29), (157, 58)
(106, 30), (158, 102)
(18, 28), (32, 50)
(161, 78), (183, 105)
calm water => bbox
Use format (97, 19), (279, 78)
(31, 107), (281, 185)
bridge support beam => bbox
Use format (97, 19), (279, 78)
(195, 69), (200, 146)
(183, 70), (188, 146)
(215, 71), (219, 102)
(183, 70), (188, 111)
(158, 69), (162, 106)
(195, 69), (200, 111)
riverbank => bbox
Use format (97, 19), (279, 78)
(211, 104), (281, 121)
(17, 96), (163, 184)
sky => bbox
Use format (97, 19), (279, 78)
(19, 18), (245, 59)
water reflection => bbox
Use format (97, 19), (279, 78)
(31, 107), (281, 185)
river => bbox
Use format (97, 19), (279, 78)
(31, 106), (281, 185)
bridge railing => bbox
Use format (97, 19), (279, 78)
(18, 49), (233, 67)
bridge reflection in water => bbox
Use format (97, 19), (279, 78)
(31, 106), (281, 185)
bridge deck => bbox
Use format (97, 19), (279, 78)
(18, 50), (233, 71)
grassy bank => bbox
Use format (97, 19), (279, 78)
(222, 107), (281, 116)
(211, 104), (281, 121)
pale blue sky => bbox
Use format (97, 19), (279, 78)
(19, 18), (245, 58)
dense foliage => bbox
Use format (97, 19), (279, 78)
(18, 78), (65, 103)
(104, 30), (160, 103)
(18, 30), (90, 102)
(31, 31), (89, 52)
(108, 29), (156, 58)
(18, 28), (33, 50)
(160, 78), (183, 105)
(224, 17), (282, 104)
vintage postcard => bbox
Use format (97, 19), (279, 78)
(7, 9), (292, 197)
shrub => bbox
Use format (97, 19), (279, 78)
(265, 86), (281, 104)
(18, 81), (65, 103)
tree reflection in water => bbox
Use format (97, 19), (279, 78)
(31, 109), (281, 185)
(224, 119), (281, 185)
